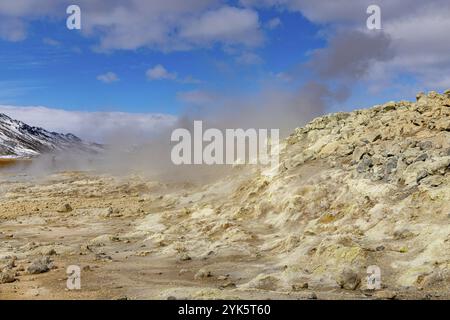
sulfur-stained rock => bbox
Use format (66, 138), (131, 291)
(374, 290), (397, 300)
(57, 203), (73, 213)
(0, 271), (16, 284)
(27, 256), (52, 274)
(194, 268), (212, 280)
(336, 268), (361, 290)
(244, 274), (280, 291)
(357, 155), (373, 173)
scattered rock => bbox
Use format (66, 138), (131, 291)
(352, 147), (368, 162)
(82, 265), (92, 272)
(2, 256), (17, 270)
(135, 251), (151, 257)
(393, 228), (414, 240)
(416, 170), (428, 184)
(291, 281), (309, 291)
(194, 269), (212, 280)
(357, 155), (373, 173)
(302, 292), (318, 300)
(245, 274), (280, 291)
(414, 153), (428, 162)
(384, 156), (398, 175)
(421, 175), (444, 187)
(105, 207), (114, 217)
(95, 253), (113, 262)
(178, 253), (191, 262)
(57, 203), (73, 213)
(416, 92), (425, 101)
(42, 248), (57, 256)
(418, 141), (433, 151)
(374, 290), (397, 300)
(179, 269), (189, 275)
(336, 268), (361, 290)
(27, 256), (52, 274)
(219, 282), (236, 289)
(103, 207), (122, 217)
(0, 271), (16, 284)
(89, 234), (119, 246)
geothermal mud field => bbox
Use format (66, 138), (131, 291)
(1, 91), (449, 300)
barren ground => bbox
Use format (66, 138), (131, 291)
(1, 92), (449, 300)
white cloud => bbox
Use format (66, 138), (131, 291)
(146, 64), (201, 84)
(240, 0), (427, 23)
(180, 75), (202, 84)
(177, 90), (215, 105)
(42, 37), (60, 46)
(0, 1), (263, 52)
(146, 65), (177, 81)
(0, 17), (26, 41)
(179, 6), (263, 47)
(235, 52), (263, 65)
(97, 72), (120, 83)
(0, 105), (176, 142)
(274, 72), (292, 82)
(266, 17), (281, 30)
(241, 0), (450, 91)
(370, 3), (450, 90)
(1, 0), (449, 94)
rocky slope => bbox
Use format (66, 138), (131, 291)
(243, 89), (450, 293)
(0, 90), (449, 299)
(142, 89), (449, 296)
(0, 113), (102, 158)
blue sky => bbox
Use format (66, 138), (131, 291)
(1, 9), (324, 115)
(0, 0), (449, 139)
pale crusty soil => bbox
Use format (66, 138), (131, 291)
(1, 91), (449, 300)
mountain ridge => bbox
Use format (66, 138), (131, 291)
(0, 113), (102, 158)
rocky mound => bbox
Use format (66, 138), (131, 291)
(285, 90), (450, 187)
(146, 90), (449, 297)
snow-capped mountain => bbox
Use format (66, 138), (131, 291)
(0, 113), (102, 158)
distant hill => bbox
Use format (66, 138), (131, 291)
(0, 113), (102, 158)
